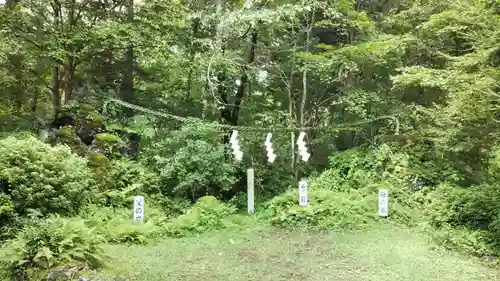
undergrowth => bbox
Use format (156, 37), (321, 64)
(262, 147), (423, 231)
(81, 203), (167, 245)
(263, 182), (417, 230)
(163, 196), (243, 237)
(0, 216), (108, 281)
(2, 136), (500, 280)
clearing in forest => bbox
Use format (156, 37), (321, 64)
(101, 226), (500, 281)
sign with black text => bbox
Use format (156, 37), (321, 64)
(133, 196), (145, 224)
(299, 179), (308, 206)
(378, 189), (389, 217)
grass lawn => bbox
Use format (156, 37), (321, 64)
(100, 226), (500, 281)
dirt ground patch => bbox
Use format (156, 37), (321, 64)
(101, 226), (500, 281)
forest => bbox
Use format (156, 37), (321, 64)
(1, 0), (500, 280)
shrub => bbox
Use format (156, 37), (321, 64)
(268, 146), (423, 231)
(264, 182), (417, 230)
(81, 203), (167, 245)
(426, 183), (500, 229)
(323, 148), (378, 190)
(424, 182), (500, 255)
(148, 195), (191, 217)
(94, 159), (159, 207)
(107, 160), (158, 191)
(0, 194), (17, 239)
(317, 146), (413, 191)
(264, 188), (377, 230)
(164, 196), (238, 237)
(144, 120), (237, 200)
(427, 223), (494, 256)
(0, 136), (94, 217)
(0, 216), (107, 280)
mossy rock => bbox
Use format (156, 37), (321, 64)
(90, 113), (105, 125)
(57, 125), (86, 153)
(0, 194), (15, 217)
(93, 133), (125, 157)
(196, 196), (219, 206)
(194, 196), (226, 211)
(57, 103), (105, 129)
(88, 152), (110, 168)
(79, 103), (95, 112)
(95, 133), (122, 143)
(74, 103), (105, 125)
(59, 125), (76, 138)
(58, 102), (79, 116)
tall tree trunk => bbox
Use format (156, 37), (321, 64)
(63, 57), (75, 103)
(62, 1), (77, 104)
(214, 0), (232, 147)
(296, 7), (315, 178)
(215, 0), (227, 122)
(5, 0), (20, 7)
(186, 17), (200, 99)
(299, 11), (314, 131)
(227, 29), (257, 126)
(52, 0), (62, 116)
(5, 0), (24, 110)
(6, 54), (24, 110)
(121, 0), (135, 116)
(52, 67), (62, 115)
(287, 62), (296, 175)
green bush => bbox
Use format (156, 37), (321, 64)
(95, 159), (159, 207)
(269, 145), (425, 231)
(264, 179), (418, 230)
(148, 195), (191, 217)
(427, 223), (494, 256)
(424, 182), (500, 255)
(264, 188), (376, 230)
(81, 203), (167, 245)
(260, 146), (423, 231)
(164, 196), (238, 237)
(144, 121), (237, 200)
(0, 216), (107, 280)
(323, 148), (378, 190)
(108, 160), (158, 191)
(319, 145), (416, 191)
(93, 133), (125, 157)
(426, 183), (500, 229)
(0, 136), (94, 238)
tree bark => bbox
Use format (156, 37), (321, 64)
(227, 29), (258, 126)
(63, 57), (75, 103)
(5, 0), (24, 109)
(186, 17), (200, 99)
(121, 0), (135, 116)
(52, 67), (62, 115)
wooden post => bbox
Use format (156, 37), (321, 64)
(247, 168), (255, 213)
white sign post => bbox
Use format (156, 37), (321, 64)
(378, 189), (389, 217)
(299, 179), (308, 206)
(133, 196), (145, 224)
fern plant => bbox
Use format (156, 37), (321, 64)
(0, 216), (108, 280)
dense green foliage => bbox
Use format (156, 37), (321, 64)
(163, 196), (242, 237)
(145, 121), (238, 199)
(1, 0), (500, 278)
(0, 136), (95, 241)
(0, 216), (107, 280)
(0, 136), (94, 216)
